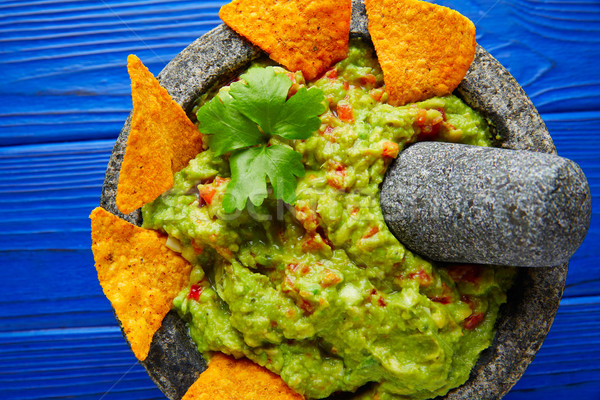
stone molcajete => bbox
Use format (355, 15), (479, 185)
(100, 1), (569, 399)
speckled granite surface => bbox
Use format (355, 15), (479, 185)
(380, 142), (591, 267)
(100, 1), (568, 399)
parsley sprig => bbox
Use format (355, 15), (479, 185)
(196, 67), (326, 213)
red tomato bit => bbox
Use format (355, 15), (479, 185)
(337, 103), (354, 123)
(363, 226), (379, 239)
(407, 269), (432, 286)
(285, 72), (299, 97)
(447, 264), (483, 284)
(299, 299), (314, 314)
(199, 186), (217, 205)
(316, 226), (334, 249)
(382, 141), (399, 158)
(188, 284), (203, 301)
(320, 269), (342, 288)
(327, 163), (347, 189)
(414, 109), (442, 140)
(359, 74), (377, 87)
(370, 88), (384, 102)
(464, 312), (484, 330)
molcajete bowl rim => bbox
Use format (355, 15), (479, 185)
(100, 1), (568, 399)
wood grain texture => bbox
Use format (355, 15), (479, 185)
(0, 0), (599, 398)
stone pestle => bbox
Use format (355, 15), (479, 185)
(380, 142), (591, 267)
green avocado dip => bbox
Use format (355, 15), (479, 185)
(141, 40), (515, 400)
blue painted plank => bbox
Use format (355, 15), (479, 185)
(0, 326), (163, 400)
(1, 0), (599, 145)
(0, 0), (228, 146)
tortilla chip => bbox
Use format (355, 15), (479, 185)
(182, 353), (304, 400)
(90, 207), (192, 360)
(219, 0), (351, 80)
(116, 55), (203, 214)
(365, 0), (476, 106)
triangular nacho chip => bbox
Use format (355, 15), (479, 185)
(181, 353), (304, 400)
(90, 207), (192, 360)
(219, 0), (351, 80)
(365, 0), (476, 106)
(116, 55), (203, 214)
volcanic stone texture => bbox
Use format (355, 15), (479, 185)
(381, 142), (591, 267)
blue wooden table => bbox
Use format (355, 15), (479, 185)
(1, 1), (598, 399)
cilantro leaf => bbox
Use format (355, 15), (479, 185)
(223, 145), (305, 213)
(196, 66), (326, 212)
(272, 86), (327, 140)
(196, 91), (264, 156)
(228, 67), (292, 135)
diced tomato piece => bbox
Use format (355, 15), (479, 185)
(284, 72), (300, 97)
(436, 107), (447, 121)
(337, 103), (354, 122)
(429, 283), (453, 304)
(370, 88), (384, 102)
(299, 299), (314, 314)
(321, 125), (334, 135)
(464, 312), (484, 330)
(316, 227), (334, 248)
(408, 269), (432, 286)
(287, 263), (300, 272)
(430, 295), (452, 305)
(327, 163), (346, 189)
(282, 276), (296, 295)
(419, 123), (441, 140)
(325, 68), (338, 79)
(195, 196), (206, 208)
(382, 141), (399, 158)
(447, 264), (482, 284)
(302, 234), (326, 252)
(359, 74), (377, 87)
(414, 109), (442, 140)
(213, 176), (227, 186)
(188, 284), (203, 301)
(199, 186), (217, 204)
(285, 72), (297, 84)
(321, 125), (336, 142)
(320, 269), (342, 288)
(368, 288), (387, 307)
(363, 226), (379, 239)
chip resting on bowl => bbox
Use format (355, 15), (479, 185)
(116, 55), (203, 214)
(181, 353), (303, 400)
(219, 0), (351, 80)
(90, 207), (192, 360)
(365, 0), (476, 106)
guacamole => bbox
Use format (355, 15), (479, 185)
(142, 41), (515, 400)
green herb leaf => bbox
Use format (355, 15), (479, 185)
(272, 86), (327, 140)
(228, 67), (292, 135)
(196, 91), (264, 156)
(196, 66), (326, 212)
(223, 145), (305, 213)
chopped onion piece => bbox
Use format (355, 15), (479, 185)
(165, 236), (182, 253)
